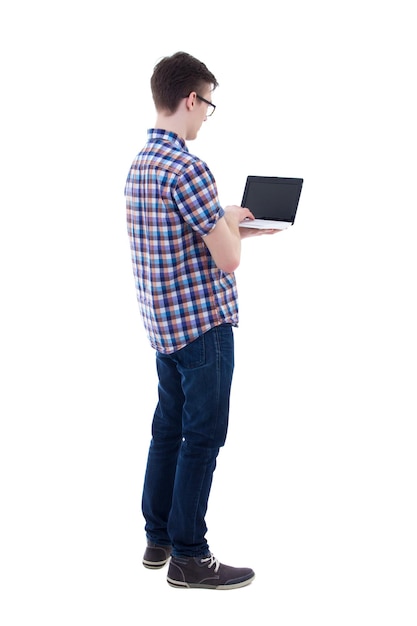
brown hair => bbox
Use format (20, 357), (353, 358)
(150, 51), (218, 114)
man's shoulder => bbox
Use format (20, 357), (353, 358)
(143, 142), (211, 181)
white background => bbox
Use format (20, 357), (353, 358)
(1, 1), (416, 624)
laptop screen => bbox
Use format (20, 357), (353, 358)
(242, 176), (303, 223)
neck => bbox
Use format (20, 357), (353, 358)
(154, 113), (187, 140)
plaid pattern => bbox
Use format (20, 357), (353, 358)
(125, 129), (238, 354)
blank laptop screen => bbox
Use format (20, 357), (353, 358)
(242, 177), (303, 223)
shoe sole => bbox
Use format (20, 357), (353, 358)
(143, 558), (170, 569)
(167, 574), (255, 590)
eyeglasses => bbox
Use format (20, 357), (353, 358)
(196, 94), (216, 117)
(183, 93), (216, 117)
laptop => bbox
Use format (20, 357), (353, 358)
(239, 175), (303, 229)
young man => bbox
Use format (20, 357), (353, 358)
(125, 51), (278, 590)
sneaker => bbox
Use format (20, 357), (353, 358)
(167, 553), (255, 589)
(143, 541), (172, 569)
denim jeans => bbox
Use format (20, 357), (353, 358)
(142, 323), (235, 557)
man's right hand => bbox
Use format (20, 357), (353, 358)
(224, 205), (255, 229)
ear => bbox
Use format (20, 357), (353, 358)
(185, 92), (197, 112)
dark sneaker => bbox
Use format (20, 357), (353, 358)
(167, 553), (255, 589)
(143, 541), (172, 569)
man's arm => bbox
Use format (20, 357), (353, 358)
(203, 205), (254, 273)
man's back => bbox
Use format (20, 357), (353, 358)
(125, 128), (239, 354)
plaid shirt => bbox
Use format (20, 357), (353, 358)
(125, 129), (238, 354)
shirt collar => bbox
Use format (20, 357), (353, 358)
(147, 128), (188, 152)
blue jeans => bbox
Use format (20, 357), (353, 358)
(142, 323), (235, 557)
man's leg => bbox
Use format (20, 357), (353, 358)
(168, 324), (235, 558)
(142, 353), (184, 548)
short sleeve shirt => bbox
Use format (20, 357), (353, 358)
(125, 129), (239, 354)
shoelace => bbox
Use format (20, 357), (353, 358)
(201, 553), (220, 573)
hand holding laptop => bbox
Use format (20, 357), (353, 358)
(239, 221), (283, 237)
(222, 205), (279, 239)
